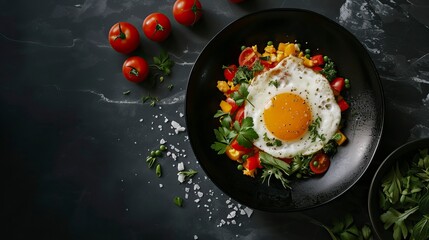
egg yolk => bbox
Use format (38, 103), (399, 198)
(263, 92), (312, 141)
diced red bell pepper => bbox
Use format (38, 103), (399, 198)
(230, 138), (252, 153)
(337, 98), (349, 111)
(243, 152), (262, 170)
(223, 64), (237, 81)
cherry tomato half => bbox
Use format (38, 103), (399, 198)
(238, 47), (258, 68)
(309, 152), (330, 174)
(173, 0), (203, 26)
(142, 13), (172, 42)
(223, 64), (237, 81)
(122, 56), (149, 83)
(311, 54), (325, 66)
(330, 77), (345, 94)
(225, 97), (238, 113)
(108, 22), (140, 54)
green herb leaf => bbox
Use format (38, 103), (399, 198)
(178, 169), (198, 178)
(173, 196), (183, 207)
(380, 206), (419, 240)
(152, 51), (174, 76)
(413, 215), (429, 240)
(235, 117), (258, 148)
(259, 152), (290, 175)
(321, 57), (337, 81)
(308, 116), (325, 142)
(211, 127), (237, 154)
(156, 164), (162, 177)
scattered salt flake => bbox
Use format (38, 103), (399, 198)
(227, 211), (236, 219)
(197, 191), (203, 198)
(159, 184), (163, 188)
(185, 193), (188, 199)
(171, 120), (186, 134)
(179, 112), (184, 117)
(226, 199), (231, 204)
(177, 162), (184, 171)
(194, 184), (200, 190)
(244, 207), (253, 217)
(185, 187), (190, 193)
(178, 173), (185, 183)
(231, 220), (236, 225)
(240, 209), (246, 215)
(194, 199), (200, 203)
(171, 153), (177, 161)
(160, 139), (166, 144)
(194, 235), (198, 240)
(139, 118), (143, 122)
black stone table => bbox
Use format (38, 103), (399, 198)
(2, 0), (429, 239)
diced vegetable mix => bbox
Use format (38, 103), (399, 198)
(211, 40), (351, 189)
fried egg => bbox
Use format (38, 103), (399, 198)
(245, 55), (341, 158)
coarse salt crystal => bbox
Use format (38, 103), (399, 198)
(194, 184), (200, 190)
(178, 173), (185, 183)
(244, 207), (253, 217)
(227, 211), (236, 219)
(197, 191), (203, 198)
(177, 162), (184, 171)
(171, 120), (186, 134)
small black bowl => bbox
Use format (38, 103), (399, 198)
(368, 138), (429, 239)
(186, 8), (384, 211)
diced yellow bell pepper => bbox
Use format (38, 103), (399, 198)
(264, 45), (276, 54)
(277, 42), (287, 52)
(276, 51), (285, 62)
(229, 82), (240, 92)
(220, 100), (232, 113)
(336, 131), (347, 145)
(252, 45), (258, 52)
(217, 81), (230, 93)
(225, 146), (243, 161)
(242, 169), (256, 178)
(284, 43), (296, 57)
(303, 57), (314, 67)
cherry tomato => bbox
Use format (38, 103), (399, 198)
(239, 47), (258, 68)
(230, 139), (252, 153)
(173, 0), (203, 26)
(337, 98), (350, 111)
(223, 64), (237, 81)
(122, 56), (149, 83)
(142, 13), (172, 42)
(243, 152), (262, 170)
(225, 97), (238, 113)
(309, 152), (330, 174)
(234, 106), (245, 124)
(311, 54), (325, 66)
(330, 77), (345, 94)
(108, 22), (140, 54)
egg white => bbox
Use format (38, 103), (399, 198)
(245, 55), (341, 158)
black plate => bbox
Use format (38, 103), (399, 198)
(368, 138), (429, 239)
(186, 9), (384, 211)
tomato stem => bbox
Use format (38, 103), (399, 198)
(128, 66), (139, 77)
(115, 23), (126, 40)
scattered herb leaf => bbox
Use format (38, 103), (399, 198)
(173, 196), (183, 207)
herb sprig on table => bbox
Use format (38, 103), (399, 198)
(379, 148), (429, 240)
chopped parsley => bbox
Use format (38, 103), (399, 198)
(308, 116), (326, 142)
